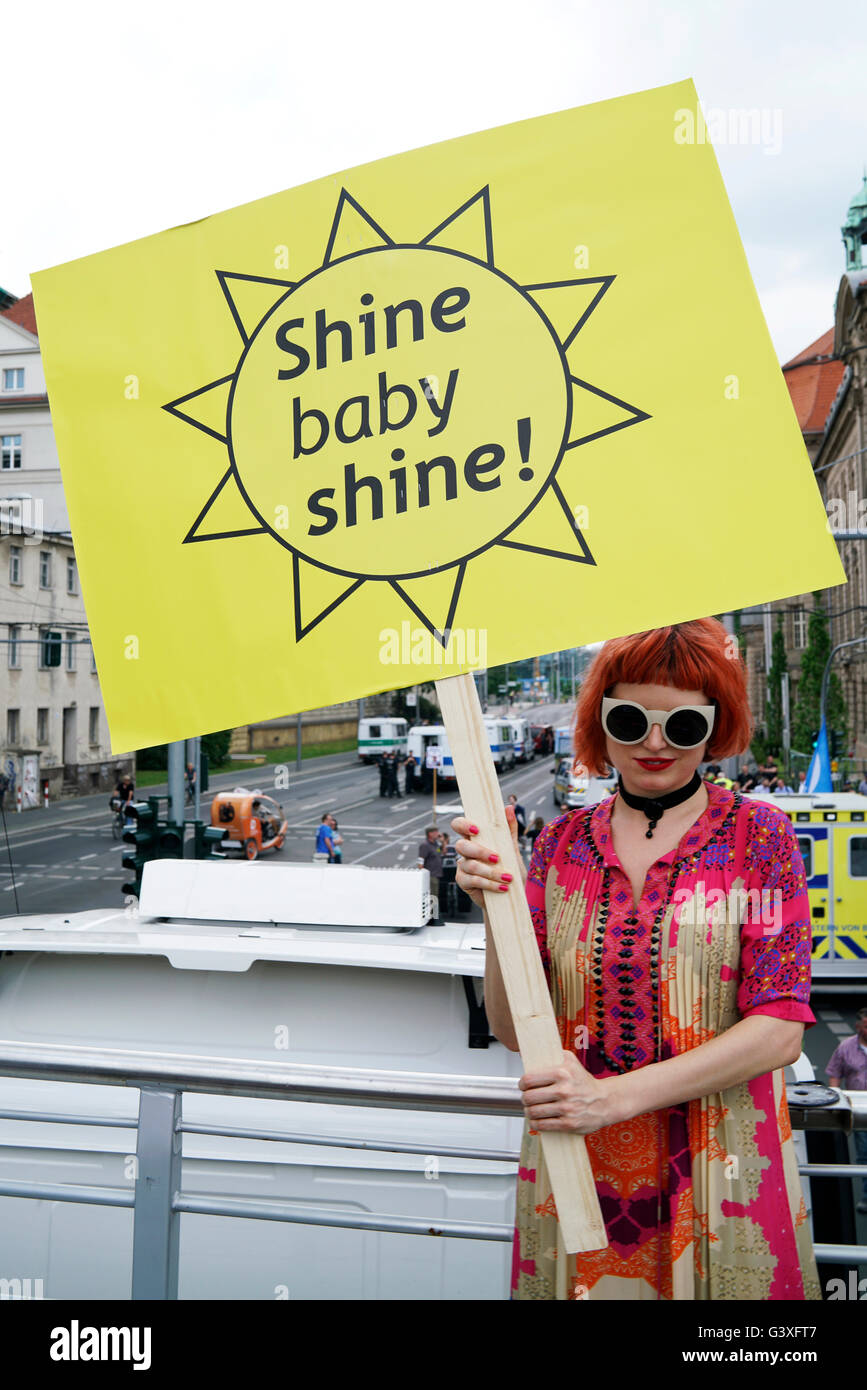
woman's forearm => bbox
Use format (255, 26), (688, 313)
(482, 908), (520, 1051)
(605, 1015), (803, 1124)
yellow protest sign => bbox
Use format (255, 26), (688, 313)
(32, 78), (844, 752)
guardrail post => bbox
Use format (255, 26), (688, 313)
(131, 1086), (182, 1300)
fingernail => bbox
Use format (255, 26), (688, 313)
(501, 872), (513, 882)
(488, 854), (499, 863)
(469, 825), (479, 834)
(499, 883), (509, 892)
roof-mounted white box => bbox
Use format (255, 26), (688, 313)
(139, 859), (433, 928)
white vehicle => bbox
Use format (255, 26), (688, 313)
(0, 862), (522, 1301)
(508, 717), (534, 764)
(0, 861), (819, 1300)
(407, 723), (455, 779)
(484, 719), (515, 771)
(358, 716), (408, 763)
(552, 755), (591, 808)
(554, 726), (573, 756)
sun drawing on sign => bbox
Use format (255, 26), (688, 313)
(165, 187), (650, 647)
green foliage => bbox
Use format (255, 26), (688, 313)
(791, 593), (847, 755)
(200, 730), (232, 766)
(391, 686), (440, 722)
(135, 743), (168, 770)
(136, 730), (232, 771)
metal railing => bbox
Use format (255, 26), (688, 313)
(0, 1040), (864, 1298)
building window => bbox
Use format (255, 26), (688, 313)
(792, 610), (808, 649)
(796, 835), (813, 879)
(3, 368), (24, 391)
(7, 624), (20, 669)
(39, 629), (62, 669)
(89, 707), (99, 744)
(1, 435), (22, 469)
(66, 630), (76, 671)
(8, 545), (22, 585)
(39, 550), (52, 588)
(66, 556), (78, 594)
(90, 641), (97, 674)
(37, 708), (49, 743)
(6, 709), (19, 744)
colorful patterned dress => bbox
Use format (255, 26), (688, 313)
(511, 782), (820, 1300)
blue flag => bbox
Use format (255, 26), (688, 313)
(804, 718), (833, 794)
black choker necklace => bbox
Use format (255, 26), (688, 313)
(617, 772), (703, 839)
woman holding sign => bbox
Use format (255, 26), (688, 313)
(454, 619), (819, 1301)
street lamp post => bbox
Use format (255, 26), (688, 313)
(820, 635), (867, 735)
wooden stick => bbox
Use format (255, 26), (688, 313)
(436, 672), (607, 1254)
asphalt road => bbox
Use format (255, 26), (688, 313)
(0, 727), (862, 1098)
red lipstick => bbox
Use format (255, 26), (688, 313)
(635, 758), (675, 769)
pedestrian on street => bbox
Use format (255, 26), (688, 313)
(858, 773), (867, 797)
(417, 825), (443, 919)
(508, 793), (527, 843)
(826, 1008), (867, 1214)
(330, 815), (343, 863)
(315, 813), (337, 863)
(0, 770), (8, 813)
(404, 752), (417, 796)
(439, 831), (459, 917)
(377, 754), (389, 798)
(525, 815), (545, 851)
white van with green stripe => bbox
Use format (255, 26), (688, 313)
(358, 717), (409, 763)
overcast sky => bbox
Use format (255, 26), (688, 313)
(3, 0), (864, 364)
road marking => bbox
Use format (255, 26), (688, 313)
(827, 1022), (853, 1036)
(78, 853), (98, 860)
(819, 1010), (844, 1021)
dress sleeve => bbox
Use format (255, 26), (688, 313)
(524, 817), (564, 981)
(736, 805), (816, 1026)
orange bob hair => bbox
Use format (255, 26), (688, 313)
(573, 619), (752, 776)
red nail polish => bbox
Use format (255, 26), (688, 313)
(499, 883), (509, 891)
(469, 825), (479, 834)
(488, 853), (499, 863)
(501, 873), (513, 882)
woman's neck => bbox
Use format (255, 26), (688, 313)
(613, 772), (708, 837)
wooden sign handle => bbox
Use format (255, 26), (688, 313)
(436, 672), (607, 1254)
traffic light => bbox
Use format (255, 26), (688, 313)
(829, 730), (843, 759)
(158, 821), (185, 858)
(121, 798), (160, 898)
(193, 822), (225, 859)
(810, 729), (819, 750)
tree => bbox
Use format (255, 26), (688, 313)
(391, 686), (439, 723)
(201, 730), (232, 767)
(791, 593), (847, 755)
(764, 613), (788, 756)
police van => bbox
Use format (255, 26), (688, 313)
(407, 724), (455, 780)
(508, 718), (535, 764)
(357, 717), (408, 763)
(484, 719), (516, 772)
(745, 791), (867, 987)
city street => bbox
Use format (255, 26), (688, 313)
(0, 710), (860, 1093)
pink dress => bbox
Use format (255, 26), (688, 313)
(511, 781), (820, 1300)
